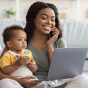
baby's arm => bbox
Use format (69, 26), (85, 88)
(28, 56), (38, 73)
(1, 56), (27, 74)
(2, 64), (20, 74)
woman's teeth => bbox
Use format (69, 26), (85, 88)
(44, 26), (51, 29)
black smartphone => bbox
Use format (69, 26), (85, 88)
(49, 31), (53, 37)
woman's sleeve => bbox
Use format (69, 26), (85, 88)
(55, 38), (67, 48)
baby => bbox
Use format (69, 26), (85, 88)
(0, 25), (37, 77)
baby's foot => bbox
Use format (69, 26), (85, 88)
(35, 83), (46, 88)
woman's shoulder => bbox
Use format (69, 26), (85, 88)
(54, 38), (67, 48)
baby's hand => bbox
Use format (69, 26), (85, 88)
(15, 56), (27, 67)
(28, 56), (38, 72)
(28, 56), (35, 68)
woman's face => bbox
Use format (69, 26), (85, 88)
(34, 8), (55, 35)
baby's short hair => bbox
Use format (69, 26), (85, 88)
(2, 25), (24, 46)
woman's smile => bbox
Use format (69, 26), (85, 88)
(42, 25), (52, 31)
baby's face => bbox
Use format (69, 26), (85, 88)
(9, 30), (27, 53)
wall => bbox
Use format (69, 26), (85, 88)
(0, 0), (88, 20)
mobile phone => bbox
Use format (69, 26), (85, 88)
(49, 31), (53, 37)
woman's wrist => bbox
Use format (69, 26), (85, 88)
(47, 43), (54, 52)
(47, 44), (54, 63)
(15, 77), (26, 87)
(16, 77), (23, 86)
(47, 40), (54, 47)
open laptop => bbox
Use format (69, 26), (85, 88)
(31, 47), (88, 81)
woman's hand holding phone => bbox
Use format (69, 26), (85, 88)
(47, 27), (59, 62)
(47, 27), (59, 45)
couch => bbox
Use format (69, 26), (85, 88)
(0, 19), (88, 72)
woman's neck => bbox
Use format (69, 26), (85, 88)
(30, 31), (48, 50)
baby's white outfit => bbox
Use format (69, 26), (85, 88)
(7, 50), (33, 78)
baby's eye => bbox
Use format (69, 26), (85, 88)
(18, 39), (22, 41)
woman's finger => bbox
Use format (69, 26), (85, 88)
(52, 31), (59, 35)
(52, 27), (58, 31)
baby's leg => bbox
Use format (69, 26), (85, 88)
(0, 78), (23, 88)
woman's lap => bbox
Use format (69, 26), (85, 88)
(0, 74), (88, 88)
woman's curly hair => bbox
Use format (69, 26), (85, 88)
(24, 1), (63, 45)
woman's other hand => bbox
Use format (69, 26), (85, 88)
(19, 76), (40, 88)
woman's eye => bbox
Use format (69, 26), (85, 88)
(18, 39), (21, 41)
(51, 19), (55, 22)
(42, 17), (46, 20)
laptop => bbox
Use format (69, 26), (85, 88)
(31, 47), (88, 81)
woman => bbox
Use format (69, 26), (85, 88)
(0, 1), (88, 88)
